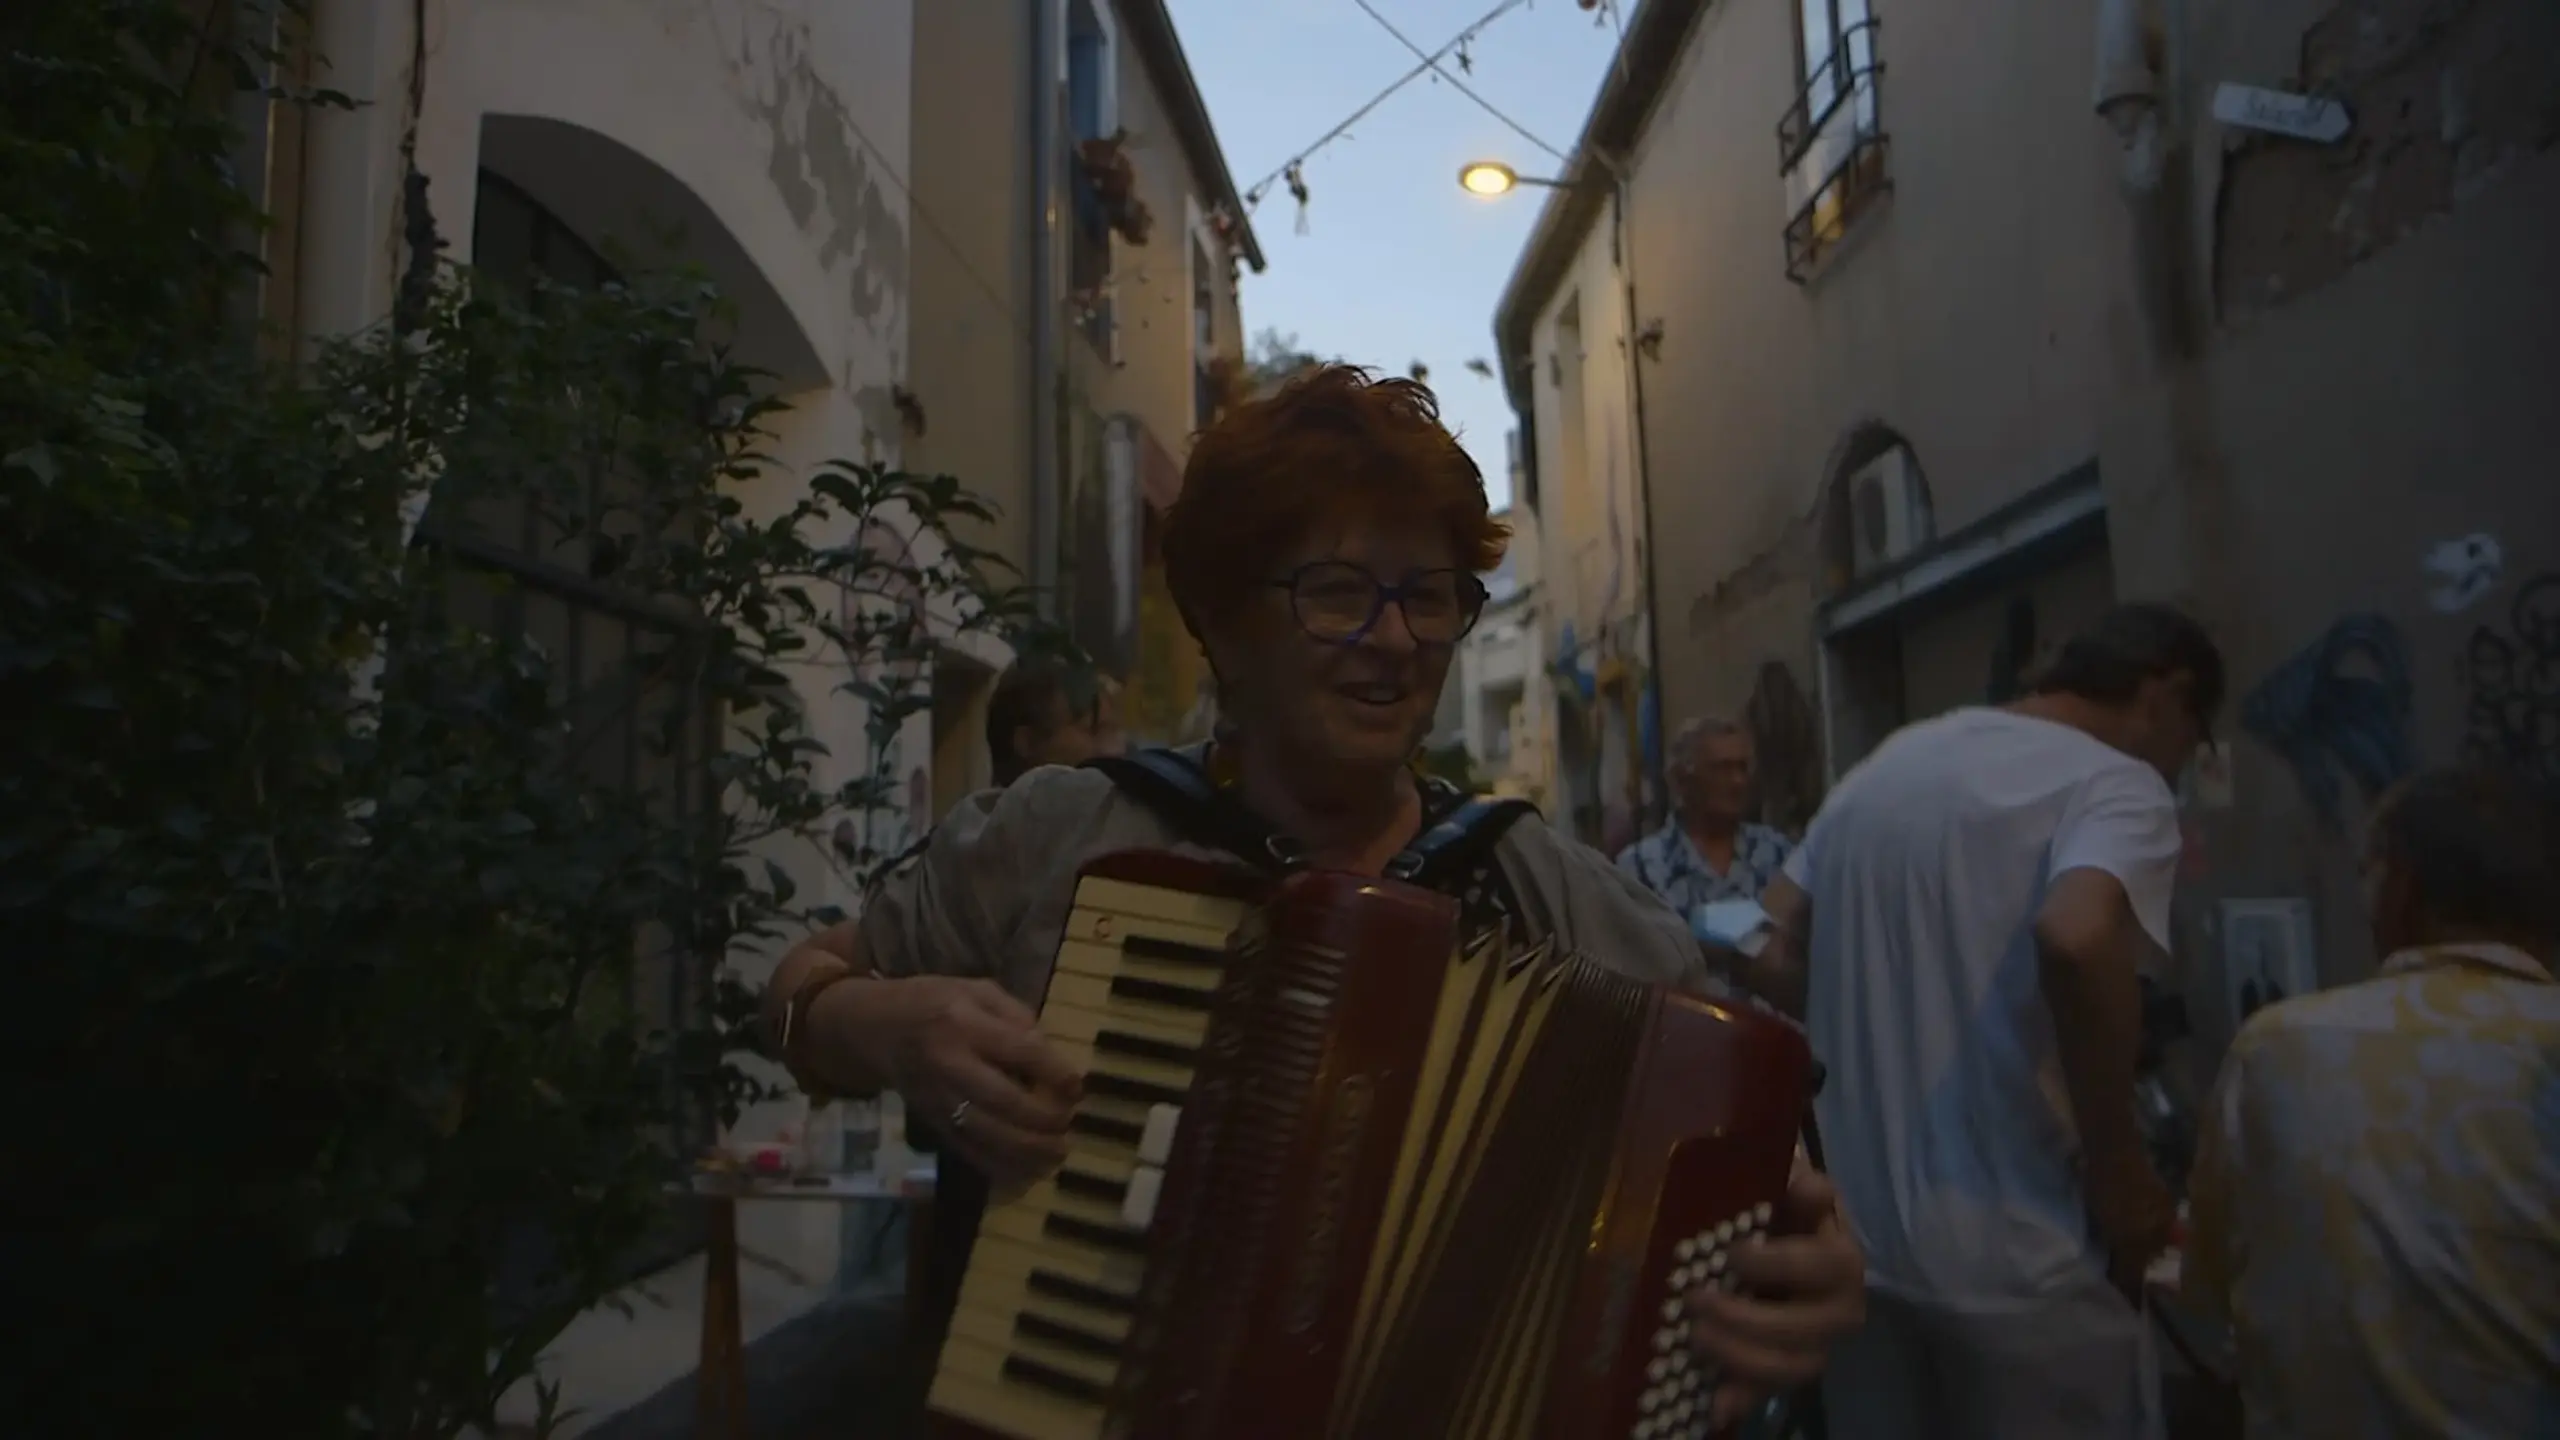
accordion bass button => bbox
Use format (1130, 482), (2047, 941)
(1673, 1237), (1697, 1263)
(1752, 1201), (1774, 1227)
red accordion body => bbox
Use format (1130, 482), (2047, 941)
(928, 851), (1811, 1440)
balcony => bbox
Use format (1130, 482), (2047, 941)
(1777, 17), (1891, 284)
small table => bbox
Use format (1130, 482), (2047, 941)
(682, 1167), (938, 1440)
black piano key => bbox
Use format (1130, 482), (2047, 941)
(1029, 1267), (1140, 1316)
(1001, 1353), (1112, 1405)
(1054, 1168), (1130, 1204)
(1071, 1111), (1145, 1145)
(1044, 1210), (1150, 1255)
(1109, 974), (1217, 1011)
(1014, 1310), (1124, 1361)
(1121, 934), (1226, 969)
(1093, 1028), (1199, 1066)
(1083, 1071), (1188, 1107)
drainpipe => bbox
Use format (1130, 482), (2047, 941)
(1027, 0), (1063, 618)
(1607, 162), (1669, 823)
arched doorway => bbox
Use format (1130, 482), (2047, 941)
(423, 116), (831, 1290)
(1814, 421), (1935, 766)
(1813, 422), (2116, 773)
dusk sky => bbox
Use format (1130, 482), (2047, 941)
(1165, 0), (1627, 511)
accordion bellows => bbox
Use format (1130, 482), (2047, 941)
(930, 851), (1812, 1440)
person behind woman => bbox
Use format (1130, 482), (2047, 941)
(2185, 765), (2560, 1438)
(763, 363), (1866, 1425)
(985, 655), (1124, 787)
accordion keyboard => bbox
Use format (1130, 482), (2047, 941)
(928, 873), (1255, 1440)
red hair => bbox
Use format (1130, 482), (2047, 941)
(1162, 363), (1508, 633)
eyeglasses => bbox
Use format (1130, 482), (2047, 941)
(1270, 561), (1488, 646)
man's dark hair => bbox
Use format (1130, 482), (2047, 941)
(985, 656), (1099, 786)
(2032, 602), (2226, 731)
(2374, 765), (2560, 943)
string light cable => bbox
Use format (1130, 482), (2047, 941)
(1344, 0), (1568, 165)
(1238, 0), (1540, 212)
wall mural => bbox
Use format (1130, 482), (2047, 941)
(1743, 660), (1825, 838)
(2459, 572), (2560, 784)
(2240, 613), (2419, 829)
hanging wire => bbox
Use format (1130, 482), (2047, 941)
(1346, 0), (1569, 165)
(1239, 0), (1539, 210)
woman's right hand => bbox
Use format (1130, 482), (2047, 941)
(822, 974), (1082, 1190)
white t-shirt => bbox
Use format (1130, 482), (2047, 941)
(1784, 707), (2180, 1312)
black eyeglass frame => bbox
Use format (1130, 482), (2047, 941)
(1267, 560), (1490, 648)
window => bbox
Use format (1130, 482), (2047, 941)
(1778, 0), (1889, 281)
(440, 170), (721, 1289)
(1191, 234), (1215, 354)
(1793, 0), (1878, 155)
(1191, 232), (1218, 429)
(1066, 0), (1117, 357)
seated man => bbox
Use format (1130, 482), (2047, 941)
(2185, 765), (2560, 1438)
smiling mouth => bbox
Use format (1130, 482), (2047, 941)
(1337, 682), (1409, 708)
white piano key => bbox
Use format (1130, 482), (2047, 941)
(1120, 1164), (1165, 1229)
(1137, 1103), (1181, 1165)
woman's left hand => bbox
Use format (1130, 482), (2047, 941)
(1687, 1151), (1868, 1431)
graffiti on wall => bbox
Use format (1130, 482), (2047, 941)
(2459, 573), (2560, 783)
(2240, 613), (2420, 829)
(2424, 533), (2504, 615)
(1744, 660), (1825, 838)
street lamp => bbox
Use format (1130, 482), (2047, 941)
(1462, 149), (1673, 825)
(1457, 160), (1575, 197)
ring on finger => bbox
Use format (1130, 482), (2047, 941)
(947, 1098), (973, 1134)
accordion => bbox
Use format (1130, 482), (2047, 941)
(928, 851), (1813, 1440)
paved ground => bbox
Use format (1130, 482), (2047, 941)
(585, 1288), (927, 1440)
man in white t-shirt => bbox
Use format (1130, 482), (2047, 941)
(1751, 603), (2222, 1440)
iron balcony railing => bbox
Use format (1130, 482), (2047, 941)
(1776, 17), (1884, 175)
(1783, 131), (1894, 284)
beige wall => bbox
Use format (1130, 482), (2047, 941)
(906, 0), (1037, 575)
(1065, 5), (1246, 741)
(1611, 0), (2143, 741)
(1518, 0), (2559, 1029)
(906, 0), (1249, 744)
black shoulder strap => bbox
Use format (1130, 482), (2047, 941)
(1086, 746), (1538, 909)
(1387, 793), (1537, 890)
(1082, 744), (1299, 872)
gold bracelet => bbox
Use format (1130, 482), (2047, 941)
(778, 964), (872, 1103)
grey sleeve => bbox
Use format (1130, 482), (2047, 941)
(853, 766), (1115, 998)
(1501, 818), (1716, 994)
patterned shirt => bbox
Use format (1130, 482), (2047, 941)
(1615, 818), (1794, 916)
(2185, 942), (2560, 1440)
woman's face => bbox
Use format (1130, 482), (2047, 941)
(1207, 518), (1472, 776)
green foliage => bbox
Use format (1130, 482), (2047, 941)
(1245, 326), (1323, 391)
(1418, 740), (1489, 793)
(1, 3), (1039, 1435)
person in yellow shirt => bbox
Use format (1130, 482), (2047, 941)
(2185, 764), (2560, 1438)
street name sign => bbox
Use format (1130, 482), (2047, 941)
(2212, 83), (2352, 144)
